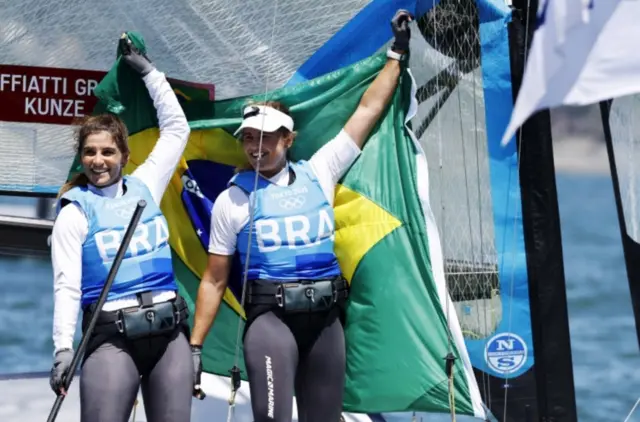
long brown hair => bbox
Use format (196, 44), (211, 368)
(57, 114), (130, 198)
(235, 100), (296, 173)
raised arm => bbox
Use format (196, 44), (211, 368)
(344, 10), (412, 149)
(119, 34), (191, 205)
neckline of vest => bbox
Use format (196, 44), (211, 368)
(255, 161), (296, 187)
(87, 177), (127, 198)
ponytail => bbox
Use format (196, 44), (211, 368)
(57, 172), (89, 199)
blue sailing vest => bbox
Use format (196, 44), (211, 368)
(57, 176), (177, 308)
(230, 161), (342, 282)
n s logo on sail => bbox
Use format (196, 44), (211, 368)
(484, 332), (528, 376)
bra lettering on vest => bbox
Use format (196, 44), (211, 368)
(255, 208), (334, 253)
(95, 215), (169, 262)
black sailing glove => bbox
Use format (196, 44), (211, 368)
(119, 33), (155, 76)
(49, 348), (73, 395)
(191, 344), (205, 399)
(391, 9), (413, 53)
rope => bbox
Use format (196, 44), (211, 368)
(226, 1), (280, 421)
(449, 369), (456, 422)
(428, 3), (458, 419)
(469, 31), (492, 409)
(623, 397), (640, 422)
(129, 398), (138, 422)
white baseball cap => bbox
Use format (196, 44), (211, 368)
(233, 105), (294, 136)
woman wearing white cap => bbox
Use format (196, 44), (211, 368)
(189, 9), (412, 422)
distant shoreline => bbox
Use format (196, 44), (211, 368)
(549, 104), (616, 176)
(553, 136), (610, 176)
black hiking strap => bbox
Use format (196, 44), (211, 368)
(247, 277), (349, 307)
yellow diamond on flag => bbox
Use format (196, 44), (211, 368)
(333, 184), (402, 283)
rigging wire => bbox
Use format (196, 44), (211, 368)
(452, 11), (495, 408)
(471, 45), (493, 409)
(226, 1), (280, 421)
(427, 1), (458, 420)
(623, 397), (640, 422)
(129, 398), (138, 422)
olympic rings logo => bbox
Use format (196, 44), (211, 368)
(110, 199), (140, 220)
(278, 195), (306, 210)
(114, 207), (135, 219)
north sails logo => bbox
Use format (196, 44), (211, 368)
(265, 355), (275, 418)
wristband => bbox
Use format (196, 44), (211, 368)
(386, 48), (406, 62)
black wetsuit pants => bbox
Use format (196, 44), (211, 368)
(243, 308), (346, 422)
(79, 325), (193, 422)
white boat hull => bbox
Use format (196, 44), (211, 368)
(0, 371), (484, 421)
(0, 372), (378, 421)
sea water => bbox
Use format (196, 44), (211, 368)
(0, 173), (638, 421)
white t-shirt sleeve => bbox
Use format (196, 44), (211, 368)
(131, 69), (191, 205)
(207, 186), (250, 255)
(51, 202), (88, 354)
(308, 129), (361, 204)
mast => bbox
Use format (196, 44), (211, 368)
(507, 0), (578, 420)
